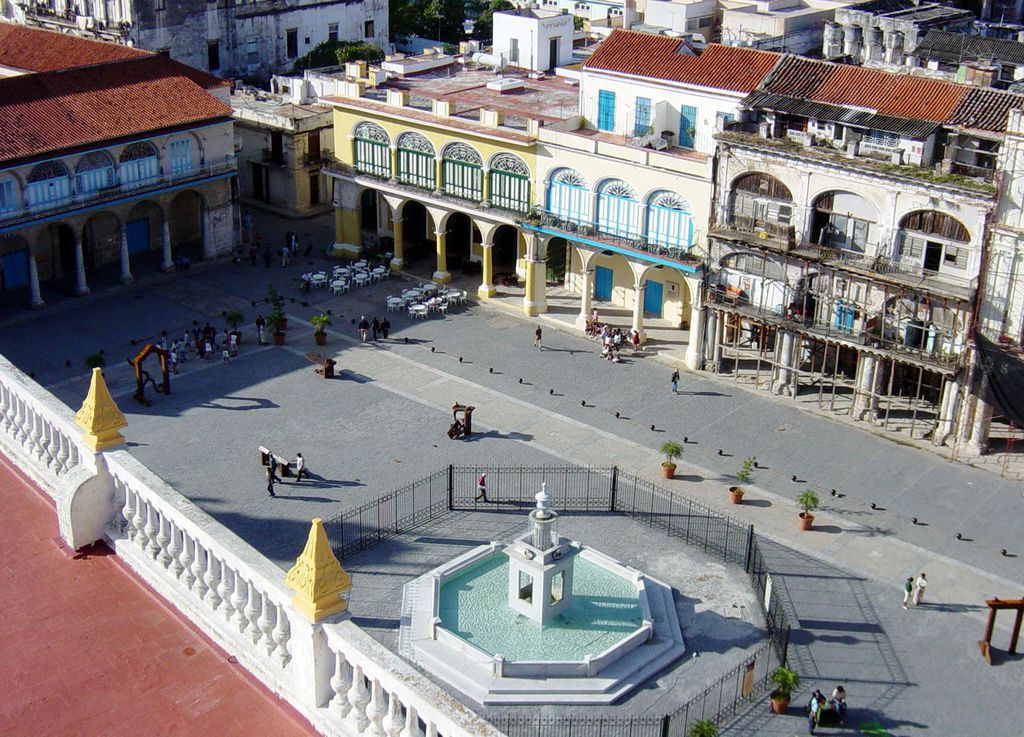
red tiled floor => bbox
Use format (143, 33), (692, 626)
(0, 454), (319, 737)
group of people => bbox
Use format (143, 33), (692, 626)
(247, 228), (307, 269)
(581, 309), (642, 363)
(357, 315), (391, 342)
(902, 572), (927, 609)
(156, 322), (238, 373)
(264, 451), (307, 498)
(807, 685), (847, 733)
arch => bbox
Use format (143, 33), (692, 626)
(0, 234), (32, 296)
(397, 132), (435, 189)
(730, 172), (792, 202)
(169, 189), (204, 262)
(489, 153), (531, 212)
(165, 133), (198, 176)
(546, 167), (591, 224)
(353, 122), (391, 178)
(81, 210), (122, 271)
(0, 170), (21, 215)
(489, 152), (530, 176)
(74, 151), (116, 194)
(492, 223), (520, 274)
(25, 161), (71, 209)
(810, 190), (879, 254)
(899, 210), (970, 243)
(441, 142), (483, 201)
(120, 141), (160, 186)
(124, 199), (164, 269)
(645, 190), (694, 250)
(597, 178), (641, 240)
(897, 210), (971, 274)
(728, 172), (794, 239)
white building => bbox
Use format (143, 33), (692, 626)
(719, 0), (856, 54)
(493, 8), (575, 72)
(4, 0), (390, 83)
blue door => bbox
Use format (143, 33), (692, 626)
(126, 218), (150, 254)
(644, 279), (663, 318)
(597, 90), (616, 132)
(594, 265), (613, 302)
(679, 105), (697, 148)
(2, 249), (29, 290)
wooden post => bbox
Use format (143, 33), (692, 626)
(1010, 607), (1024, 655)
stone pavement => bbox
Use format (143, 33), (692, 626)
(2, 213), (1023, 734)
(0, 453), (318, 737)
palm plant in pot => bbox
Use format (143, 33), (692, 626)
(270, 303), (286, 346)
(267, 286), (286, 331)
(687, 720), (718, 737)
(311, 312), (332, 346)
(797, 490), (819, 531)
(770, 666), (799, 714)
(730, 456), (756, 504)
(225, 310), (244, 344)
(660, 440), (683, 479)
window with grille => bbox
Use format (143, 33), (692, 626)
(442, 143), (483, 201)
(633, 97), (651, 137)
(74, 152), (116, 194)
(0, 180), (14, 214)
(120, 142), (159, 186)
(489, 154), (530, 212)
(547, 169), (590, 223)
(169, 139), (193, 175)
(597, 180), (641, 239)
(646, 191), (694, 250)
(354, 123), (391, 178)
(597, 90), (616, 132)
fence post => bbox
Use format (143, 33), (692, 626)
(609, 466), (618, 512)
(447, 464), (454, 510)
(743, 524), (754, 573)
(781, 625), (791, 666)
(660, 713), (671, 737)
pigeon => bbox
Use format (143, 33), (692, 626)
(490, 368), (494, 374)
(431, 346), (436, 353)
(650, 424), (656, 431)
(519, 378), (523, 384)
(459, 357), (463, 363)
(615, 412), (620, 418)
(871, 503), (878, 510)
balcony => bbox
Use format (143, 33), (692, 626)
(262, 148), (287, 166)
(710, 216), (796, 252)
(0, 157), (236, 230)
(716, 131), (997, 196)
(519, 208), (703, 273)
(705, 284), (965, 369)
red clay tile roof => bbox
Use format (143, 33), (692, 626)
(0, 22), (149, 72)
(583, 30), (781, 93)
(950, 87), (1024, 133)
(760, 55), (969, 123)
(0, 55), (232, 163)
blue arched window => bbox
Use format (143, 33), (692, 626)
(646, 190), (694, 250)
(597, 179), (641, 239)
(547, 168), (590, 224)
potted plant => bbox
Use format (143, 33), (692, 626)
(660, 440), (683, 479)
(311, 312), (332, 346)
(687, 720), (718, 737)
(270, 304), (286, 346)
(268, 286), (287, 331)
(730, 456), (756, 504)
(797, 490), (819, 531)
(770, 666), (799, 714)
(225, 310), (244, 344)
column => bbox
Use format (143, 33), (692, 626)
(968, 388), (994, 455)
(773, 330), (795, 395)
(934, 378), (960, 446)
(333, 205), (362, 259)
(522, 258), (547, 316)
(119, 229), (133, 284)
(433, 230), (450, 283)
(631, 279), (646, 340)
(478, 240), (496, 299)
(684, 299), (704, 370)
(73, 234), (90, 295)
(434, 157), (443, 194)
(575, 267), (594, 329)
(390, 216), (405, 270)
(704, 309), (719, 368)
(481, 168), (490, 206)
(389, 144), (399, 182)
(852, 353), (876, 421)
(28, 251), (44, 309)
(161, 218), (174, 272)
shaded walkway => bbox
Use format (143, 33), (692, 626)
(0, 454), (318, 737)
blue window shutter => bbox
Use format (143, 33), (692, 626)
(598, 90), (616, 132)
(679, 105), (697, 148)
(634, 97), (651, 137)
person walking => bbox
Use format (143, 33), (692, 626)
(534, 325), (543, 349)
(831, 685), (847, 725)
(902, 576), (914, 609)
(476, 472), (488, 502)
(671, 369), (680, 394)
(294, 452), (307, 482)
(358, 316), (370, 342)
(255, 315), (266, 345)
(912, 572), (927, 606)
(222, 346), (230, 365)
(371, 317), (381, 341)
(380, 317), (391, 340)
(170, 348), (179, 374)
(229, 332), (238, 357)
(266, 464), (278, 498)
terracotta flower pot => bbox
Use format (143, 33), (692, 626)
(728, 486), (745, 504)
(798, 512), (815, 531)
(314, 332), (327, 346)
(275, 318), (288, 332)
(273, 332), (285, 346)
(770, 695), (790, 714)
(661, 463), (676, 479)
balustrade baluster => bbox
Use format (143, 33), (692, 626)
(245, 586), (262, 644)
(257, 591), (274, 648)
(232, 575), (249, 633)
(14, 397), (27, 444)
(145, 505), (161, 560)
(132, 495), (149, 551)
(0, 385), (11, 434)
(382, 690), (402, 737)
(38, 420), (54, 466)
(425, 721), (438, 737)
(67, 441), (80, 471)
(191, 543), (208, 598)
(157, 513), (172, 568)
(331, 651), (353, 719)
(365, 679), (387, 737)
(218, 564), (234, 619)
(55, 433), (71, 475)
(122, 485), (137, 542)
(180, 533), (196, 589)
(205, 554), (223, 609)
(346, 664), (370, 733)
(27, 411), (42, 459)
(167, 520), (183, 577)
(272, 605), (291, 666)
(399, 704), (418, 737)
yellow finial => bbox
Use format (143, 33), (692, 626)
(286, 518), (352, 622)
(75, 367), (127, 451)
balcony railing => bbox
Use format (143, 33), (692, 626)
(520, 208), (703, 269)
(0, 157), (237, 229)
(711, 216), (795, 251)
(705, 284), (965, 367)
(262, 148), (286, 165)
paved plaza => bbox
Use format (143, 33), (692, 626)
(2, 212), (1023, 735)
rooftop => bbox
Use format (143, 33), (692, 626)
(0, 21), (148, 74)
(231, 93), (332, 129)
(915, 29), (1024, 67)
(842, 0), (975, 24)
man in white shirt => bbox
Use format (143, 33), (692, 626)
(912, 573), (927, 606)
(294, 452), (307, 482)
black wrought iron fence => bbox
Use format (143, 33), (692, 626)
(495, 714), (664, 737)
(450, 465), (615, 511)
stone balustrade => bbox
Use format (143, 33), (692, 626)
(0, 354), (88, 500)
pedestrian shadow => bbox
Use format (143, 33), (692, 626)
(808, 524), (843, 534)
(739, 498), (772, 508)
(463, 430), (534, 442)
(197, 396), (279, 411)
(677, 390), (732, 397)
(540, 347), (591, 356)
(275, 493), (335, 503)
(335, 370), (373, 384)
(674, 474), (705, 483)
